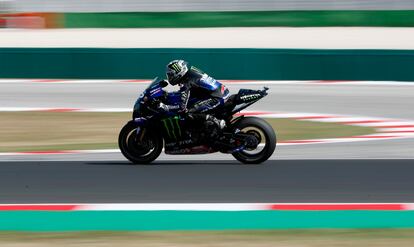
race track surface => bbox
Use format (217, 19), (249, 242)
(1, 81), (413, 203)
(0, 159), (413, 203)
(1, 81), (414, 160)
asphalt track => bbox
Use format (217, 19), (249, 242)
(1, 159), (414, 203)
(1, 81), (414, 202)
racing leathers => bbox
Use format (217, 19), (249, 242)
(159, 66), (229, 137)
(160, 66), (230, 116)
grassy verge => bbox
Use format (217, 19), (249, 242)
(266, 118), (375, 141)
(0, 112), (376, 152)
(1, 229), (414, 246)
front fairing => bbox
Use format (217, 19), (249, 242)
(133, 77), (165, 118)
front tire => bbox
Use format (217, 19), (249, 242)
(232, 117), (276, 164)
(118, 121), (163, 164)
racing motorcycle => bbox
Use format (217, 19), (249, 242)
(119, 78), (276, 164)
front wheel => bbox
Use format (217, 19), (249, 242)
(118, 121), (163, 164)
(232, 117), (276, 164)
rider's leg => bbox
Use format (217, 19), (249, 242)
(188, 98), (225, 129)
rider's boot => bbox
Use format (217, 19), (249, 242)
(187, 113), (225, 143)
(205, 115), (226, 130)
(204, 115), (226, 149)
(187, 113), (225, 130)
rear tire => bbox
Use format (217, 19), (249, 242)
(118, 121), (163, 164)
(232, 117), (276, 164)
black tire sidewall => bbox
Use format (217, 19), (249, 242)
(118, 121), (163, 164)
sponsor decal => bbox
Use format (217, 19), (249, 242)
(165, 139), (193, 149)
(161, 116), (182, 140)
(171, 63), (181, 73)
(201, 74), (216, 86)
(240, 94), (261, 101)
(149, 88), (161, 96)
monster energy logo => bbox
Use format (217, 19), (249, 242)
(171, 63), (181, 73)
(161, 116), (182, 140)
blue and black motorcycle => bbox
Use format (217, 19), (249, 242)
(119, 78), (276, 164)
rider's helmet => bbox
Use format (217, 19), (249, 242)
(166, 60), (189, 85)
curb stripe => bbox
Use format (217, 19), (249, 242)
(293, 116), (336, 120)
(43, 108), (81, 112)
(279, 140), (324, 144)
(347, 135), (400, 139)
(377, 125), (414, 128)
(0, 203), (412, 211)
(268, 204), (405, 211)
(340, 120), (389, 124)
(0, 205), (78, 211)
(0, 107), (130, 112)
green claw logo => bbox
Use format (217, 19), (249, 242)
(171, 63), (181, 73)
(162, 116), (182, 140)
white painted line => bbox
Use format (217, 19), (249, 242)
(378, 128), (414, 132)
(77, 203), (266, 211)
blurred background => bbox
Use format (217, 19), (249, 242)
(1, 1), (414, 246)
(1, 0), (414, 28)
(1, 0), (414, 80)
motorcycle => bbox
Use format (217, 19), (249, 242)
(118, 77), (276, 164)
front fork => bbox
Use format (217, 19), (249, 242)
(134, 117), (148, 142)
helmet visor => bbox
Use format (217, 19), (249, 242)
(166, 71), (177, 84)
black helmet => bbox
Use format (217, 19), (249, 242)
(166, 60), (189, 85)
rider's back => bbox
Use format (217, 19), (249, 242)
(183, 67), (229, 100)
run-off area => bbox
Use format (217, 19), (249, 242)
(0, 112), (375, 152)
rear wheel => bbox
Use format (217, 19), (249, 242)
(232, 117), (276, 164)
(118, 121), (163, 164)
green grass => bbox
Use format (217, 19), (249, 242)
(0, 112), (376, 152)
(1, 229), (414, 246)
(266, 118), (376, 141)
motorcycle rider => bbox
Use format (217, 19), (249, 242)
(158, 59), (229, 132)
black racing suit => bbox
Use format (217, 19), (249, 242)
(162, 67), (230, 141)
(165, 66), (230, 114)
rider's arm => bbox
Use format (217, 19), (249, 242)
(158, 83), (189, 112)
(158, 102), (179, 112)
(178, 85), (190, 112)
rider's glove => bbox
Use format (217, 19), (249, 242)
(178, 108), (188, 115)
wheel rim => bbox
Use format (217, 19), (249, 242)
(124, 128), (156, 158)
(239, 126), (267, 156)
